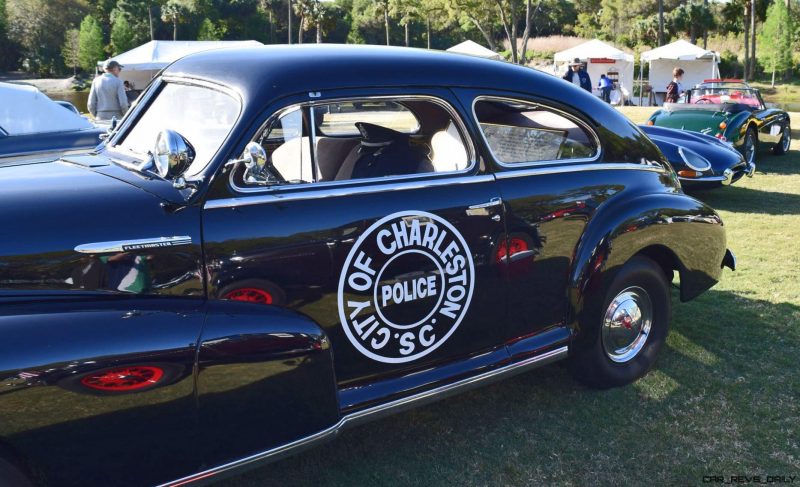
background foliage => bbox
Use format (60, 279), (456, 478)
(0, 0), (797, 81)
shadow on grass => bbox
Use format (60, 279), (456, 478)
(686, 184), (800, 215)
(217, 289), (800, 487)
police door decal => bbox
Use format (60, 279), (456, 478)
(338, 211), (475, 363)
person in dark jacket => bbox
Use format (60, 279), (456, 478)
(665, 67), (685, 103)
(562, 58), (592, 93)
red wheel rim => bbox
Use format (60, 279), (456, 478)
(80, 366), (165, 392)
(223, 288), (273, 304)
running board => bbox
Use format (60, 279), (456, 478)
(161, 345), (569, 487)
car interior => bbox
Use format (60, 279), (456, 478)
(235, 99), (471, 187)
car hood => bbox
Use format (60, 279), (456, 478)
(640, 124), (745, 175)
(0, 157), (202, 295)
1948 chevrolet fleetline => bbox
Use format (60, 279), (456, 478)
(0, 45), (734, 486)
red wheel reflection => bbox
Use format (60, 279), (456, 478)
(80, 366), (165, 392)
(223, 288), (274, 304)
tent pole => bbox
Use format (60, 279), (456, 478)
(638, 59), (643, 106)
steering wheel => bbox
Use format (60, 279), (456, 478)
(695, 98), (713, 104)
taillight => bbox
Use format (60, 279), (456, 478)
(224, 288), (273, 304)
(719, 121), (727, 130)
(80, 366), (165, 392)
(646, 120), (654, 126)
(497, 237), (530, 263)
(677, 170), (700, 178)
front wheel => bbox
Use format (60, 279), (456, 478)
(570, 256), (671, 389)
(773, 123), (791, 155)
(741, 126), (757, 164)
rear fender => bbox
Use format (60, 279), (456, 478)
(567, 192), (725, 336)
(723, 111), (753, 144)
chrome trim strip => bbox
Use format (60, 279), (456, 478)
(471, 95), (602, 169)
(159, 345), (568, 487)
(229, 94), (477, 195)
(468, 197), (502, 210)
(206, 174), (495, 209)
(74, 236), (193, 254)
(493, 162), (665, 180)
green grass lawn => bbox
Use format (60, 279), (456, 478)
(219, 108), (800, 486)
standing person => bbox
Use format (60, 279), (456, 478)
(88, 60), (129, 121)
(665, 67), (685, 103)
(562, 58), (592, 93)
(598, 74), (613, 103)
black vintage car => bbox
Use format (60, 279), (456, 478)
(0, 45), (734, 487)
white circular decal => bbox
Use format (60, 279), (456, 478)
(338, 211), (475, 363)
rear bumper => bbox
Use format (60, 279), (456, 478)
(722, 249), (737, 271)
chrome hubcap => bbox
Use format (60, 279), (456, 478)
(745, 132), (756, 164)
(602, 286), (653, 363)
(783, 128), (791, 151)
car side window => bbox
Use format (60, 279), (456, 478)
(474, 98), (598, 165)
(240, 97), (472, 188)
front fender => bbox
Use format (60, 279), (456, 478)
(568, 192), (725, 327)
(723, 111), (753, 145)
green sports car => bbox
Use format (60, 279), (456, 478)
(647, 79), (791, 165)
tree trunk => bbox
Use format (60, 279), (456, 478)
(173, 17), (178, 40)
(269, 11), (274, 44)
(149, 6), (154, 41)
(405, 20), (409, 47)
(298, 16), (304, 44)
(495, 0), (515, 63)
(467, 16), (496, 51)
(771, 68), (775, 87)
(749, 0), (756, 79)
(519, 0), (534, 65)
(743, 1), (749, 81)
(658, 0), (664, 46)
(702, 0), (708, 48)
(288, 0), (292, 44)
(426, 13), (431, 49)
(384, 5), (390, 45)
(316, 23), (321, 43)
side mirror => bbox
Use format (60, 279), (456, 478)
(153, 129), (195, 179)
(242, 141), (267, 172)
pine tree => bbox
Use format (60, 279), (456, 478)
(62, 28), (80, 75)
(760, 0), (793, 85)
(111, 13), (135, 55)
(78, 15), (105, 72)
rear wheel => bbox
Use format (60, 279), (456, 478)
(741, 126), (757, 164)
(773, 123), (791, 155)
(570, 256), (671, 389)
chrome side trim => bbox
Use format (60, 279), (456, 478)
(205, 174), (495, 209)
(159, 345), (568, 487)
(471, 95), (602, 169)
(74, 236), (193, 254)
(493, 162), (665, 180)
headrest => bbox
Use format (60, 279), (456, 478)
(356, 122), (408, 147)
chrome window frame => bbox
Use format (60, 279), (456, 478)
(471, 95), (602, 169)
(107, 76), (244, 179)
(230, 94), (477, 195)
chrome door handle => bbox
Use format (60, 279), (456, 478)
(466, 197), (503, 216)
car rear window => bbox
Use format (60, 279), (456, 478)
(474, 98), (598, 165)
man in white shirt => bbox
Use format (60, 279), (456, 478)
(88, 60), (130, 121)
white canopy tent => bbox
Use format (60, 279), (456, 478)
(446, 40), (502, 60)
(97, 40), (264, 90)
(0, 82), (92, 135)
(554, 39), (634, 105)
(640, 39), (720, 105)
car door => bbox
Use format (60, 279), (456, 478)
(202, 89), (509, 410)
(457, 90), (607, 343)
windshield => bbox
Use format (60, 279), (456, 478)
(686, 87), (762, 108)
(116, 82), (240, 177)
